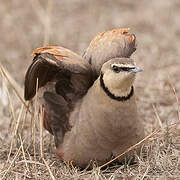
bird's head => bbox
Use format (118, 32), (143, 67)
(100, 58), (142, 99)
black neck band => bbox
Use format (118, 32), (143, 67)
(100, 73), (134, 101)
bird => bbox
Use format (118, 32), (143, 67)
(24, 28), (145, 168)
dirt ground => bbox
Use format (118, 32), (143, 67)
(0, 0), (180, 179)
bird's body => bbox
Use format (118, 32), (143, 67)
(24, 28), (145, 168)
(57, 72), (144, 167)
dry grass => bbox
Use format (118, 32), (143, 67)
(0, 0), (180, 179)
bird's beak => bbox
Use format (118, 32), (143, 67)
(131, 66), (142, 73)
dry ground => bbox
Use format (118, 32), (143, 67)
(0, 0), (180, 179)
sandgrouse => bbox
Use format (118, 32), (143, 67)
(24, 28), (145, 168)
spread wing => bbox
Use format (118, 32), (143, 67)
(25, 45), (93, 101)
(24, 45), (93, 146)
(83, 28), (136, 76)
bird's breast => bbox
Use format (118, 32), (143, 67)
(69, 82), (139, 150)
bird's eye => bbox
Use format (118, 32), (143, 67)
(112, 65), (120, 73)
(120, 67), (129, 71)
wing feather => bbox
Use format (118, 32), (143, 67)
(83, 28), (136, 76)
(24, 46), (93, 142)
(25, 46), (93, 100)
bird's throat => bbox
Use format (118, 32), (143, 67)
(100, 73), (134, 101)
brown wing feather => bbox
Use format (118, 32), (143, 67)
(24, 46), (93, 145)
(43, 91), (71, 146)
(25, 46), (93, 100)
(83, 28), (136, 76)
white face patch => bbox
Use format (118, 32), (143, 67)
(111, 63), (135, 69)
(102, 68), (135, 97)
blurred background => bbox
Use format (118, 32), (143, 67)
(0, 0), (180, 132)
(0, 1), (180, 178)
(0, 0), (179, 82)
